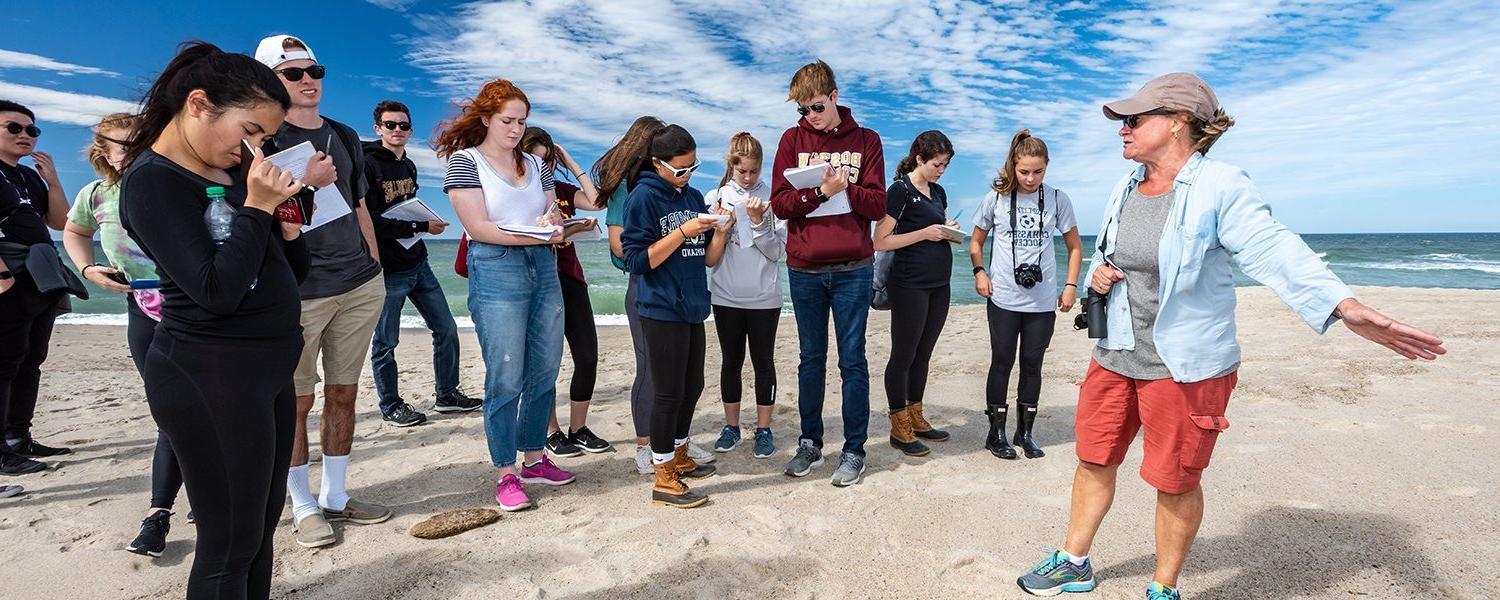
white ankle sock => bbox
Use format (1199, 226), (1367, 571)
(674, 438), (687, 448)
(1066, 551), (1089, 566)
(652, 452), (674, 464)
(287, 464), (320, 521)
(319, 455), (350, 512)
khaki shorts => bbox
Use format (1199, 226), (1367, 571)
(294, 275), (385, 396)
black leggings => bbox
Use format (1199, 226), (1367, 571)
(144, 332), (300, 600)
(985, 303), (1056, 408)
(885, 284), (950, 411)
(640, 317), (705, 455)
(559, 275), (598, 403)
(127, 297), (184, 511)
(711, 305), (779, 407)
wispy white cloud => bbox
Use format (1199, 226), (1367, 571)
(0, 49), (119, 77)
(0, 81), (135, 126)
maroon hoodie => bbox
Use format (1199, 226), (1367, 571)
(770, 105), (886, 269)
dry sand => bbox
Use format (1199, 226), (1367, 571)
(2, 286), (1496, 599)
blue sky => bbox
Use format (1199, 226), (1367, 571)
(4, 0), (1497, 235)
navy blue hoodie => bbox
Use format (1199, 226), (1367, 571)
(621, 171), (712, 323)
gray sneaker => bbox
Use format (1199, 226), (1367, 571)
(829, 451), (866, 487)
(783, 439), (823, 477)
(1016, 549), (1096, 596)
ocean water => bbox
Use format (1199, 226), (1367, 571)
(56, 232), (1500, 326)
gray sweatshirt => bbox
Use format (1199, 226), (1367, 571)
(705, 180), (786, 310)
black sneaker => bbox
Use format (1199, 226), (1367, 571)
(382, 403), (427, 427)
(126, 511), (171, 557)
(8, 438), (71, 457)
(545, 431), (584, 458)
(433, 390), (482, 413)
(568, 427), (613, 454)
(0, 453), (46, 475)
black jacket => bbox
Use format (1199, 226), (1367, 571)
(362, 141), (429, 273)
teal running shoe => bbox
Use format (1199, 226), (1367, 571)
(713, 426), (741, 452)
(1016, 549), (1097, 596)
(1147, 582), (1180, 600)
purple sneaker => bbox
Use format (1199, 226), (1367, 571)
(519, 456), (577, 486)
(495, 474), (532, 512)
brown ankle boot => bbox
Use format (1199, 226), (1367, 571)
(908, 402), (950, 442)
(673, 445), (717, 479)
(652, 462), (706, 508)
(888, 407), (931, 457)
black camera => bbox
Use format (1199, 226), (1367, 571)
(1014, 263), (1042, 288)
(1072, 290), (1108, 338)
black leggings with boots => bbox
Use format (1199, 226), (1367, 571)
(884, 284), (950, 411)
(711, 305), (779, 407)
(641, 317), (705, 455)
(985, 303), (1056, 408)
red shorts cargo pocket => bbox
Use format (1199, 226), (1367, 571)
(1181, 414), (1230, 470)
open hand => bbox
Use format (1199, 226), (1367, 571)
(1337, 299), (1445, 360)
(31, 152), (61, 185)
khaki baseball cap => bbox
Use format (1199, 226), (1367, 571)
(1103, 72), (1219, 122)
(254, 35), (317, 70)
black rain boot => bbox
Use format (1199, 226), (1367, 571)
(985, 406), (1017, 460)
(1013, 404), (1045, 459)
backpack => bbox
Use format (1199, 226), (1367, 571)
(870, 177), (923, 311)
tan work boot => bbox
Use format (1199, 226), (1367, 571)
(652, 461), (707, 508)
(888, 407), (931, 457)
(673, 444), (717, 479)
(908, 402), (951, 441)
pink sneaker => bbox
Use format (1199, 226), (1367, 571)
(519, 456), (577, 486)
(495, 474), (532, 512)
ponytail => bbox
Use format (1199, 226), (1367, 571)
(994, 129), (1049, 195)
(1188, 108), (1235, 155)
(124, 41), (290, 169)
(717, 131), (763, 188)
(896, 130), (953, 177)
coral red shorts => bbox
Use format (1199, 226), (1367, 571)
(1074, 359), (1237, 494)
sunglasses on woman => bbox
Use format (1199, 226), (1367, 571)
(379, 120), (412, 131)
(275, 65), (326, 82)
(3, 122), (41, 138)
(1122, 109), (1172, 129)
(655, 158), (701, 178)
(796, 102), (828, 116)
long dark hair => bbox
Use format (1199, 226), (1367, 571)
(638, 124), (696, 180)
(123, 41), (290, 168)
(593, 116), (663, 206)
(520, 126), (558, 176)
(895, 130), (953, 177)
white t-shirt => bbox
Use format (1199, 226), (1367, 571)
(972, 183), (1078, 313)
(443, 148), (555, 229)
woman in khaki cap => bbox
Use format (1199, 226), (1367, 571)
(1015, 73), (1446, 599)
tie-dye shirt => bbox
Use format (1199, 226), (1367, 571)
(67, 179), (163, 321)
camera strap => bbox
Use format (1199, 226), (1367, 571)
(1009, 186), (1045, 266)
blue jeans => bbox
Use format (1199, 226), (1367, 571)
(370, 261), (460, 416)
(788, 266), (872, 456)
(467, 243), (564, 468)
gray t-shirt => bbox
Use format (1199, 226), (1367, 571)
(271, 119), (381, 300)
(1093, 186), (1173, 379)
(972, 183), (1077, 313)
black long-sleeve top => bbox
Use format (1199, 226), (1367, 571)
(120, 150), (308, 342)
(363, 141), (428, 273)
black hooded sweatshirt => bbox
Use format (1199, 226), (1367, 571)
(363, 140), (430, 273)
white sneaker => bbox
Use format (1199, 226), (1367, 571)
(687, 441), (716, 464)
(634, 445), (653, 475)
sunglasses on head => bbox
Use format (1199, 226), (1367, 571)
(275, 65), (326, 82)
(1122, 109), (1172, 129)
(4, 122), (41, 138)
(655, 158), (701, 178)
(796, 102), (828, 117)
(379, 120), (412, 131)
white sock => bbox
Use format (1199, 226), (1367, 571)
(674, 438), (688, 448)
(652, 452), (674, 464)
(1066, 551), (1089, 566)
(287, 464), (320, 522)
(319, 454), (350, 512)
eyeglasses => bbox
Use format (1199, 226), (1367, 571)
(379, 120), (412, 131)
(1121, 109), (1172, 129)
(796, 102), (828, 117)
(655, 158), (701, 178)
(275, 65), (326, 82)
(3, 122), (41, 138)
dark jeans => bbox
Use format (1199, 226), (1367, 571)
(640, 317), (705, 455)
(370, 261), (459, 415)
(787, 266), (872, 457)
(0, 275), (59, 444)
(128, 296), (184, 511)
(712, 304), (779, 406)
(560, 275), (598, 403)
(884, 284), (950, 411)
(986, 303), (1056, 408)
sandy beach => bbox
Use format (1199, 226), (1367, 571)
(2, 286), (1496, 599)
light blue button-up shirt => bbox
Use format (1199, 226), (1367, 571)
(1086, 152), (1354, 383)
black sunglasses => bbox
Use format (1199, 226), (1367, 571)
(275, 65), (326, 82)
(379, 120), (412, 131)
(1122, 109), (1172, 129)
(796, 102), (828, 117)
(3, 122), (41, 138)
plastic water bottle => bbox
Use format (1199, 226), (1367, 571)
(204, 186), (234, 246)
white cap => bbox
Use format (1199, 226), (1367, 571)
(254, 35), (317, 69)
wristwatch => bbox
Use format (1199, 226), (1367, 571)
(972, 266), (986, 275)
(813, 188), (829, 204)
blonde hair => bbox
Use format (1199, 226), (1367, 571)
(993, 129), (1048, 195)
(717, 132), (763, 188)
(1184, 108), (1235, 154)
(86, 112), (140, 184)
(788, 60), (837, 103)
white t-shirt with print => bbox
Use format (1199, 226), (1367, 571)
(972, 183), (1078, 313)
